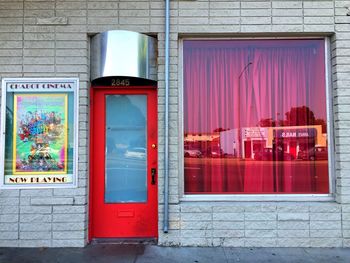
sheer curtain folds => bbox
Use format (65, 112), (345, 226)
(183, 39), (329, 194)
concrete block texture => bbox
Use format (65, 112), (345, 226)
(165, 202), (347, 247)
(0, 0), (349, 248)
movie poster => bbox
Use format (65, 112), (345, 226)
(1, 78), (79, 188)
(13, 94), (68, 174)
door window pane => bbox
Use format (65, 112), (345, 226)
(105, 95), (147, 202)
(183, 39), (329, 194)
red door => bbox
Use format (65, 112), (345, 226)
(244, 141), (252, 159)
(289, 141), (297, 159)
(89, 86), (158, 239)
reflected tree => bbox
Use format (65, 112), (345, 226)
(258, 118), (277, 127)
(283, 106), (315, 126)
(258, 106), (326, 131)
(213, 127), (230, 132)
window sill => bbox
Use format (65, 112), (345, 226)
(180, 194), (334, 202)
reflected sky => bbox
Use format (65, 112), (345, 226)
(183, 39), (327, 134)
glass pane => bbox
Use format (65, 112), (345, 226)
(105, 95), (147, 203)
(183, 39), (329, 194)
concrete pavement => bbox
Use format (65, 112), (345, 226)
(1, 245), (350, 263)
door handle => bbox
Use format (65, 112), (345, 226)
(151, 168), (156, 185)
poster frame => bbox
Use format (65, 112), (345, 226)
(0, 78), (79, 189)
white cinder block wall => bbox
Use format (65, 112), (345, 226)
(0, 0), (349, 247)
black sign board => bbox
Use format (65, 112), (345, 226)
(274, 128), (316, 139)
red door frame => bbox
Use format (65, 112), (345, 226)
(88, 85), (158, 241)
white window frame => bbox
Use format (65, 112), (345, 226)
(179, 36), (335, 202)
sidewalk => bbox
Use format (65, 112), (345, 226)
(1, 245), (350, 263)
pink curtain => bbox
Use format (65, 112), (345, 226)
(184, 39), (329, 194)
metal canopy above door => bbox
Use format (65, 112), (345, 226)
(90, 30), (157, 82)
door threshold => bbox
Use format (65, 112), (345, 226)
(91, 238), (157, 245)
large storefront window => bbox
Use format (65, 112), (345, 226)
(183, 39), (329, 194)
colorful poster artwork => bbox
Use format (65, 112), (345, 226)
(13, 94), (68, 174)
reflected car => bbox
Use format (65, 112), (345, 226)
(124, 147), (146, 159)
(255, 148), (294, 161)
(298, 147), (328, 161)
(206, 147), (225, 158)
(184, 149), (202, 158)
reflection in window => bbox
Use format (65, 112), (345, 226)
(183, 39), (329, 194)
(105, 95), (147, 203)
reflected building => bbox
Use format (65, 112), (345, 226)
(185, 125), (327, 161)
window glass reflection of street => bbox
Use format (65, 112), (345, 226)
(184, 123), (328, 194)
(105, 95), (147, 203)
(183, 39), (329, 194)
